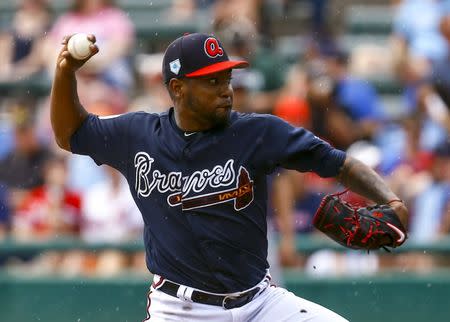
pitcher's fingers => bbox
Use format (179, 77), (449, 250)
(61, 34), (73, 45)
(87, 34), (96, 43)
(61, 50), (71, 59)
(88, 44), (99, 57)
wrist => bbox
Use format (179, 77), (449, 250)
(387, 199), (404, 206)
(54, 68), (76, 83)
(389, 200), (409, 228)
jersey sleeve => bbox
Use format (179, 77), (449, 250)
(70, 113), (135, 173)
(259, 115), (346, 177)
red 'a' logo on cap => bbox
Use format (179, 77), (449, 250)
(204, 37), (224, 58)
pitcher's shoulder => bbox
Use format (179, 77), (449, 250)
(126, 110), (167, 125)
(231, 111), (281, 129)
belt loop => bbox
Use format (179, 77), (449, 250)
(176, 285), (194, 302)
(184, 287), (194, 302)
(152, 275), (165, 290)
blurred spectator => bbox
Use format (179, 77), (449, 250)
(378, 56), (447, 173)
(326, 50), (385, 141)
(397, 55), (430, 115)
(0, 0), (52, 81)
(81, 166), (143, 243)
(0, 183), (10, 239)
(130, 53), (171, 113)
(279, 0), (329, 35)
(273, 64), (311, 128)
(271, 170), (323, 268)
(416, 14), (450, 134)
(419, 83), (450, 135)
(391, 0), (448, 63)
(165, 0), (197, 24)
(64, 102), (114, 193)
(230, 68), (257, 113)
(12, 155), (81, 241)
(273, 171), (323, 235)
(409, 139), (450, 241)
(0, 103), (15, 160)
(431, 13), (450, 107)
(0, 103), (52, 209)
(46, 0), (135, 96)
(66, 155), (108, 193)
(304, 59), (358, 149)
(213, 0), (263, 31)
(215, 18), (286, 113)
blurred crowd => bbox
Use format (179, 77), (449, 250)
(0, 0), (449, 278)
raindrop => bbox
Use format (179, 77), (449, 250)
(155, 32), (158, 37)
(427, 283), (432, 288)
(313, 266), (316, 269)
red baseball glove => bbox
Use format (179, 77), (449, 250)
(312, 191), (407, 251)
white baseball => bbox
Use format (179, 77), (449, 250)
(67, 33), (93, 60)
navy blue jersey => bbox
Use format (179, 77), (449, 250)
(70, 108), (346, 293)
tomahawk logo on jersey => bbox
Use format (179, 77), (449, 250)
(70, 108), (345, 292)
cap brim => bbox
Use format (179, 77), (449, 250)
(185, 60), (249, 78)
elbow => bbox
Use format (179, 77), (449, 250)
(335, 155), (357, 185)
(54, 136), (71, 152)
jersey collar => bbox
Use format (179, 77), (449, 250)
(167, 107), (238, 140)
(168, 107), (199, 140)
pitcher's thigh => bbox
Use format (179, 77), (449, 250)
(250, 286), (349, 322)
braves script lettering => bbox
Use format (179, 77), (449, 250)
(135, 152), (235, 198)
(134, 152), (254, 211)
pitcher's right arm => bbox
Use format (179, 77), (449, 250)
(50, 34), (98, 151)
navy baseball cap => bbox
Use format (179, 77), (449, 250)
(162, 33), (249, 83)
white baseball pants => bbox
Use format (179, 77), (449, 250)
(143, 278), (349, 322)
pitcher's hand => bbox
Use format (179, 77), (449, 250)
(56, 34), (98, 73)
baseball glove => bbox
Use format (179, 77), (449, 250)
(312, 191), (407, 251)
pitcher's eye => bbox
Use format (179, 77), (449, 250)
(209, 78), (218, 85)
